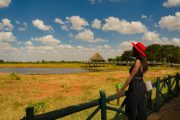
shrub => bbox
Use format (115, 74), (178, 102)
(9, 73), (21, 80)
(28, 101), (47, 114)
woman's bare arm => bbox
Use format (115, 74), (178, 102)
(121, 59), (141, 91)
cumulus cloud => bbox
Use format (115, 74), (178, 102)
(26, 45), (54, 52)
(97, 44), (111, 49)
(160, 37), (180, 46)
(66, 16), (89, 30)
(119, 40), (134, 51)
(163, 0), (180, 7)
(102, 17), (147, 34)
(17, 22), (28, 31)
(142, 31), (180, 46)
(89, 0), (123, 4)
(89, 0), (102, 4)
(25, 41), (33, 46)
(61, 25), (69, 31)
(0, 31), (16, 42)
(55, 18), (64, 24)
(18, 27), (26, 31)
(75, 29), (107, 43)
(32, 19), (53, 31)
(92, 18), (101, 29)
(141, 14), (148, 19)
(0, 0), (11, 8)
(159, 12), (180, 31)
(0, 18), (13, 31)
(31, 35), (61, 46)
(142, 31), (160, 42)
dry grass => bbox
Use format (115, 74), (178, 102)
(0, 66), (179, 120)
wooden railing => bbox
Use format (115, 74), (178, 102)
(22, 73), (180, 120)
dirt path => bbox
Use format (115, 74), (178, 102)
(148, 96), (180, 120)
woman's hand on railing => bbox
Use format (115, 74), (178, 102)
(117, 90), (123, 105)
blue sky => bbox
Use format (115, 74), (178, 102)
(0, 0), (179, 61)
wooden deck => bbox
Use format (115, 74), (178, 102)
(81, 61), (180, 67)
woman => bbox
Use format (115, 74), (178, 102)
(118, 41), (148, 120)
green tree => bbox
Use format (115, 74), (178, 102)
(115, 56), (121, 62)
(121, 50), (132, 61)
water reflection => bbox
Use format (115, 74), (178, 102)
(0, 68), (93, 74)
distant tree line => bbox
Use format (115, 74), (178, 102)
(0, 60), (82, 64)
(108, 44), (180, 64)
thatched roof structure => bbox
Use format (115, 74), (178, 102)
(89, 52), (105, 62)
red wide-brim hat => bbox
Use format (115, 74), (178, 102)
(132, 41), (147, 57)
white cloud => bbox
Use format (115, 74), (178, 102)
(119, 40), (134, 51)
(61, 25), (69, 31)
(163, 0), (180, 7)
(66, 16), (89, 30)
(76, 45), (84, 49)
(153, 23), (159, 28)
(24, 22), (28, 27)
(89, 0), (122, 4)
(89, 0), (102, 4)
(102, 17), (147, 34)
(75, 29), (107, 43)
(0, 0), (11, 8)
(32, 35), (61, 46)
(142, 30), (180, 46)
(68, 33), (74, 39)
(141, 14), (148, 19)
(0, 23), (4, 30)
(16, 22), (28, 31)
(160, 37), (180, 46)
(110, 0), (122, 2)
(75, 29), (94, 42)
(0, 41), (119, 61)
(0, 32), (16, 42)
(92, 18), (101, 29)
(159, 12), (180, 31)
(32, 19), (53, 31)
(97, 44), (111, 49)
(16, 21), (20, 24)
(18, 27), (26, 31)
(171, 38), (180, 45)
(1, 18), (13, 31)
(25, 41), (33, 46)
(57, 44), (73, 49)
(55, 18), (64, 24)
(25, 45), (54, 53)
(142, 31), (160, 42)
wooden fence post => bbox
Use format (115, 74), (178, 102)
(175, 73), (180, 97)
(26, 107), (34, 120)
(100, 91), (107, 120)
(155, 77), (160, 112)
(167, 75), (171, 102)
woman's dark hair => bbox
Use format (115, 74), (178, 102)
(132, 47), (148, 73)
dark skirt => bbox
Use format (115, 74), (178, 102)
(125, 77), (147, 120)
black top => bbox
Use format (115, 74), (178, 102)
(129, 61), (143, 78)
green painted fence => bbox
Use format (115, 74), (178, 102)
(22, 73), (180, 120)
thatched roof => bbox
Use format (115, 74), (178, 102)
(89, 52), (105, 62)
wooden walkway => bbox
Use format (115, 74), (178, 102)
(148, 96), (180, 120)
(81, 61), (180, 67)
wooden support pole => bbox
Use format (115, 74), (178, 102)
(167, 75), (171, 102)
(100, 91), (107, 120)
(155, 77), (160, 112)
(26, 107), (34, 120)
(175, 73), (180, 97)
